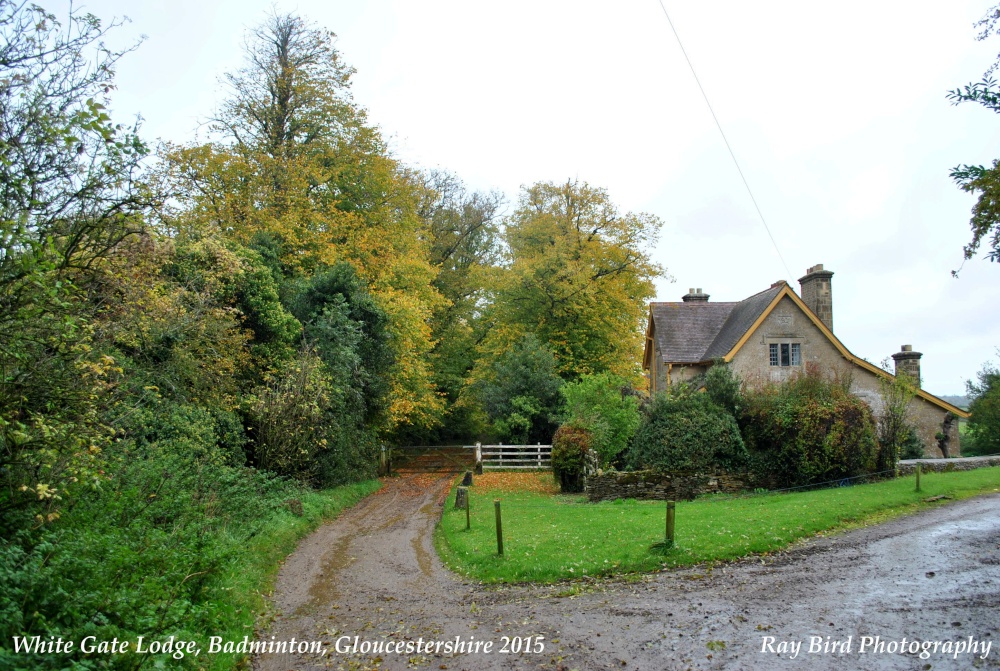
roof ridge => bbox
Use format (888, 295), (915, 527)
(702, 285), (784, 361)
(740, 282), (788, 302)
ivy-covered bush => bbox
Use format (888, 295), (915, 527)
(628, 393), (747, 474)
(740, 372), (879, 488)
(551, 424), (593, 493)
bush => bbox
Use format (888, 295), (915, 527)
(0, 414), (318, 671)
(559, 372), (641, 468)
(243, 348), (334, 481)
(740, 372), (879, 488)
(628, 393), (747, 474)
(704, 361), (743, 415)
(551, 425), (593, 493)
(966, 357), (1000, 457)
(875, 361), (919, 470)
(473, 334), (564, 444)
(899, 426), (927, 460)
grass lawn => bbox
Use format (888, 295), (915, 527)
(436, 468), (1000, 584)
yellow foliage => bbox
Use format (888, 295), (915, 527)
(484, 180), (665, 384)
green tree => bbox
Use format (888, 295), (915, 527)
(560, 372), (641, 468)
(704, 361), (743, 416)
(948, 4), (1000, 270)
(289, 263), (394, 427)
(484, 180), (663, 381)
(472, 334), (564, 444)
(739, 371), (879, 487)
(966, 354), (1000, 456)
(551, 424), (593, 492)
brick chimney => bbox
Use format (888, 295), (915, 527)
(681, 287), (709, 302)
(798, 264), (833, 331)
(891, 344), (922, 388)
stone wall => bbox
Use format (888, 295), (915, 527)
(585, 470), (747, 502)
(896, 456), (1000, 475)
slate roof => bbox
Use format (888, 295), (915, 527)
(650, 284), (783, 364)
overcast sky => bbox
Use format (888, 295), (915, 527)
(69, 0), (1000, 395)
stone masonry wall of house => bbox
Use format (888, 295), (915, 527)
(729, 296), (957, 458)
(585, 470), (747, 502)
(650, 341), (706, 394)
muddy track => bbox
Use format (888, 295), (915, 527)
(255, 476), (1000, 671)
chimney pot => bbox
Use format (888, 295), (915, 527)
(681, 288), (710, 302)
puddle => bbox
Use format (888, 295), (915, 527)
(410, 500), (438, 579)
(298, 533), (355, 615)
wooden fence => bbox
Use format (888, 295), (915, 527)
(466, 443), (552, 470)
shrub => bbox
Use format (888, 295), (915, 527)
(966, 356), (1000, 457)
(740, 372), (879, 488)
(243, 348), (333, 481)
(876, 360), (919, 470)
(472, 334), (564, 444)
(0, 414), (315, 671)
(899, 426), (927, 460)
(628, 394), (747, 474)
(551, 425), (593, 493)
(704, 361), (743, 415)
(559, 372), (641, 467)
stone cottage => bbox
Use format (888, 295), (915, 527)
(642, 264), (968, 457)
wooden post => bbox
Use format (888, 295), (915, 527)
(455, 486), (469, 510)
(916, 462), (921, 492)
(475, 442), (483, 475)
(666, 500), (676, 547)
(494, 499), (504, 556)
(466, 491), (471, 530)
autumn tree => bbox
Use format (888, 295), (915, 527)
(161, 12), (444, 431)
(484, 180), (664, 382)
(392, 171), (504, 442)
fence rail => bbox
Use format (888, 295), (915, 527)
(465, 443), (552, 470)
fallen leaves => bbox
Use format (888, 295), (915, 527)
(474, 471), (559, 494)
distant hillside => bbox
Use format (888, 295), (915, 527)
(940, 395), (970, 410)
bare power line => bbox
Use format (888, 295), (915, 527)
(656, 0), (793, 280)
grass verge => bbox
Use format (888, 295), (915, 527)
(209, 479), (380, 670)
(436, 468), (1000, 584)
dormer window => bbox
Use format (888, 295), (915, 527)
(769, 343), (801, 367)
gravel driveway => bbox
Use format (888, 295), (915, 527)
(254, 474), (1000, 671)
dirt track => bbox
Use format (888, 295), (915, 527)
(255, 474), (1000, 671)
